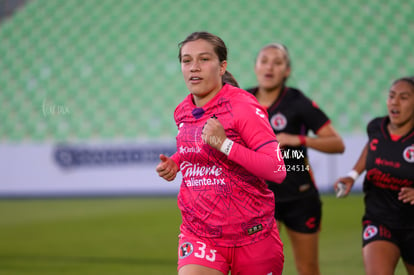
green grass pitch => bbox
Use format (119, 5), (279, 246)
(0, 195), (407, 274)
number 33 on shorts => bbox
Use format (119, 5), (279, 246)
(179, 241), (217, 262)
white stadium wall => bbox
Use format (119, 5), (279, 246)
(0, 136), (364, 198)
(0, 141), (181, 197)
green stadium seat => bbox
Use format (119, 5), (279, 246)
(0, 0), (412, 141)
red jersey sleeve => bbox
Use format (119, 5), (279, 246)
(228, 141), (286, 183)
(227, 96), (286, 183)
(170, 152), (181, 169)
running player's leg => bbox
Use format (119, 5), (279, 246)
(286, 229), (319, 275)
(362, 241), (400, 275)
(286, 229), (320, 275)
(401, 229), (414, 275)
(282, 195), (321, 275)
(179, 264), (225, 275)
(361, 219), (402, 275)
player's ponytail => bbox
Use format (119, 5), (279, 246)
(222, 70), (239, 87)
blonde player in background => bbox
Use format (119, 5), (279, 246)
(246, 43), (345, 275)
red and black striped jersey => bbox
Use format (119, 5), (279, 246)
(364, 116), (414, 229)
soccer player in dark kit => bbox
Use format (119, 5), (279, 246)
(334, 76), (414, 275)
(246, 43), (345, 275)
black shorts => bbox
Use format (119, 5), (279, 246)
(362, 218), (414, 265)
(274, 194), (322, 234)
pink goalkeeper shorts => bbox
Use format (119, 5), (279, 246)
(177, 224), (284, 275)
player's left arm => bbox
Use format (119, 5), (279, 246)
(276, 123), (344, 153)
(202, 102), (286, 183)
(303, 123), (345, 153)
(277, 96), (345, 153)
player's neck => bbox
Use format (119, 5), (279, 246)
(256, 86), (283, 108)
(193, 85), (222, 107)
(387, 119), (414, 137)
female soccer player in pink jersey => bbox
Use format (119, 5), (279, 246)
(334, 76), (414, 275)
(156, 31), (287, 275)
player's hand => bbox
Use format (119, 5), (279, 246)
(156, 154), (179, 182)
(398, 187), (414, 205)
(202, 117), (227, 150)
(333, 177), (354, 198)
(275, 133), (302, 147)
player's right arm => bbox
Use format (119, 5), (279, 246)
(334, 143), (367, 197)
(156, 153), (180, 182)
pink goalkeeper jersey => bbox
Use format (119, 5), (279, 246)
(174, 84), (279, 247)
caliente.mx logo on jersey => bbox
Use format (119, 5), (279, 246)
(270, 112), (287, 131)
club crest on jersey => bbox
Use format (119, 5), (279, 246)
(363, 225), (378, 240)
(403, 145), (414, 163)
(270, 113), (287, 131)
(179, 242), (194, 259)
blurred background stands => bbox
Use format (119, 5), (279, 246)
(0, 0), (413, 142)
